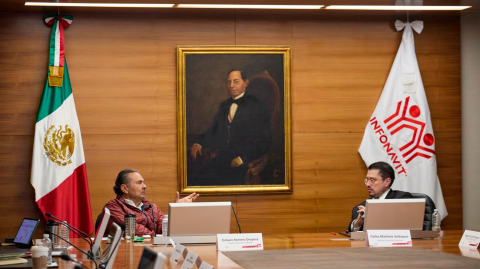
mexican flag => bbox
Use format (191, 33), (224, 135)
(30, 15), (93, 236)
(358, 20), (448, 220)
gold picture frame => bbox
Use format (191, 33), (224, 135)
(177, 46), (292, 195)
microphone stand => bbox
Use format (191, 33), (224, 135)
(46, 213), (95, 260)
(60, 254), (90, 269)
(48, 230), (98, 269)
(150, 205), (156, 237)
(46, 213), (93, 245)
(48, 220), (93, 249)
(231, 204), (242, 233)
(48, 219), (96, 261)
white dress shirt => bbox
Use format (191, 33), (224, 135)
(124, 198), (143, 210)
(351, 188), (391, 232)
(228, 92), (245, 122)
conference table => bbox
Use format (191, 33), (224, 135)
(58, 230), (478, 268)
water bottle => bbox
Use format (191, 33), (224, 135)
(432, 209), (441, 232)
(42, 234), (53, 265)
(59, 221), (70, 248)
(162, 215), (168, 236)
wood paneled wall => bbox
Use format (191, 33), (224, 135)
(0, 9), (462, 240)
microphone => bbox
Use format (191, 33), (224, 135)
(47, 220), (93, 250)
(45, 213), (93, 245)
(231, 204), (242, 233)
(360, 211), (365, 217)
(60, 254), (90, 269)
(99, 223), (125, 269)
(49, 230), (98, 269)
(149, 205), (157, 237)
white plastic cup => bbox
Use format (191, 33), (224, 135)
(31, 246), (48, 269)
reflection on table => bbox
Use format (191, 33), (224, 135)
(57, 230), (478, 269)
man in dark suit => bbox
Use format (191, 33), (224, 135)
(347, 161), (413, 232)
(190, 69), (272, 186)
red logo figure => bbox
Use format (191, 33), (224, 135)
(384, 96), (435, 164)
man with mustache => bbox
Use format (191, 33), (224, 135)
(347, 161), (413, 232)
(103, 168), (199, 236)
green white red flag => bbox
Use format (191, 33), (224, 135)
(30, 15), (93, 236)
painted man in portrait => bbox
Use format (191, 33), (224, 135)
(189, 69), (273, 186)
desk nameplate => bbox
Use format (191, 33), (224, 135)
(154, 235), (217, 245)
(350, 230), (439, 240)
(459, 230), (480, 249)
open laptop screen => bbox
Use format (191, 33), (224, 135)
(13, 218), (40, 246)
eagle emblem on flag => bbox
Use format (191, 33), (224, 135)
(43, 125), (75, 166)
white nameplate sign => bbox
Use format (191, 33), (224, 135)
(157, 253), (167, 268)
(180, 251), (199, 269)
(217, 233), (263, 251)
(366, 230), (412, 247)
(459, 246), (480, 259)
(459, 230), (480, 249)
(170, 243), (187, 265)
(198, 261), (215, 269)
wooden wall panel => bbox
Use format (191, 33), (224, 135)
(0, 9), (462, 241)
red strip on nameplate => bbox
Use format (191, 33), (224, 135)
(392, 241), (412, 246)
(242, 244), (262, 248)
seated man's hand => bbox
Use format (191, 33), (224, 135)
(191, 144), (202, 159)
(231, 157), (243, 167)
(175, 191), (200, 203)
(353, 205), (366, 228)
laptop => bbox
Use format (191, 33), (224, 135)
(363, 198), (425, 230)
(0, 218), (40, 258)
(342, 198), (434, 240)
(99, 222), (123, 269)
(91, 207), (111, 259)
(168, 202), (231, 236)
(341, 199), (426, 237)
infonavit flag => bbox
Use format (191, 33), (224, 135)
(30, 15), (93, 236)
(358, 20), (447, 219)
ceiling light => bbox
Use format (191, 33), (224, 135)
(24, 3), (471, 11)
(25, 2), (175, 8)
(176, 4), (324, 9)
(326, 5), (471, 11)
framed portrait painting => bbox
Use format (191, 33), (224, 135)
(177, 46), (292, 194)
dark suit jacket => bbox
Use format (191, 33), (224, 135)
(192, 92), (272, 185)
(347, 189), (413, 232)
(197, 92), (272, 165)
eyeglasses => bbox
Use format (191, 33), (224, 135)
(364, 178), (379, 185)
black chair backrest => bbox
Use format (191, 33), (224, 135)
(94, 212), (103, 234)
(411, 193), (436, 230)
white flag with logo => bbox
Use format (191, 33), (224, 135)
(358, 21), (447, 219)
